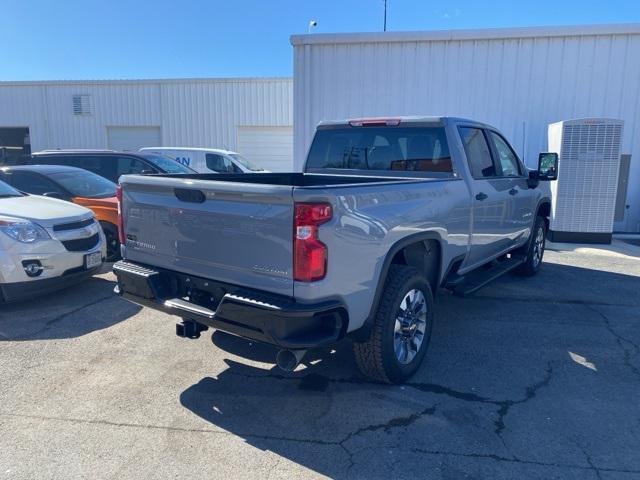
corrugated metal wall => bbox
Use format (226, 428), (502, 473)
(292, 25), (640, 232)
(0, 77), (292, 152)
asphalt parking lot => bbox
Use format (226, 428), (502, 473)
(1, 243), (639, 479)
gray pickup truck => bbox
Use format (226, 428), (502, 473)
(113, 117), (558, 383)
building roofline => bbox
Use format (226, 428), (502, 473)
(290, 23), (640, 46)
(0, 76), (292, 87)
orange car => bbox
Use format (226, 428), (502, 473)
(0, 165), (121, 261)
(71, 195), (119, 260)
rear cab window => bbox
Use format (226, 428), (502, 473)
(305, 125), (454, 176)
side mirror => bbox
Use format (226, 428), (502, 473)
(536, 152), (558, 181)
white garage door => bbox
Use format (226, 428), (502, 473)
(107, 126), (161, 152)
(237, 126), (293, 172)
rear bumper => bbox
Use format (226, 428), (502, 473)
(113, 260), (347, 349)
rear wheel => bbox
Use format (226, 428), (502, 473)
(514, 215), (546, 276)
(353, 265), (434, 384)
(100, 222), (121, 262)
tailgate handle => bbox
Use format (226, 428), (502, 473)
(174, 188), (206, 203)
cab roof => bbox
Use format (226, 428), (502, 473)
(317, 116), (491, 128)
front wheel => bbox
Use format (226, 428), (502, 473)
(514, 215), (546, 276)
(100, 222), (121, 262)
(353, 265), (434, 384)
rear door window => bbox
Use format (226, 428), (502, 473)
(458, 127), (497, 178)
(116, 156), (154, 178)
(305, 126), (453, 174)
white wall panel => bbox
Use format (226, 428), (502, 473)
(292, 25), (640, 232)
(237, 126), (294, 171)
(0, 77), (292, 161)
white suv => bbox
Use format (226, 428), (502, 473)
(0, 180), (106, 302)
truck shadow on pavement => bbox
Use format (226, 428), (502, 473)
(180, 259), (640, 478)
(0, 275), (140, 341)
(180, 338), (386, 478)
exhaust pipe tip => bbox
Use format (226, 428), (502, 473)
(276, 349), (307, 372)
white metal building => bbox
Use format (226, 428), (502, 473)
(291, 24), (640, 232)
(0, 77), (294, 171)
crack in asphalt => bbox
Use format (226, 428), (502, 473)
(492, 363), (554, 437)
(226, 361), (555, 439)
(454, 295), (638, 308)
(574, 441), (603, 480)
(0, 295), (114, 341)
(4, 385), (634, 478)
(337, 404), (438, 472)
(0, 405), (439, 473)
(585, 304), (640, 381)
(407, 447), (639, 475)
(224, 361), (559, 471)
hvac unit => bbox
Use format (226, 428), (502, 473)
(548, 118), (624, 244)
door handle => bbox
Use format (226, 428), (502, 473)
(509, 188), (518, 195)
(475, 192), (488, 201)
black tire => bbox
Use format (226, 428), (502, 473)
(100, 222), (121, 262)
(353, 265), (434, 384)
(514, 215), (546, 276)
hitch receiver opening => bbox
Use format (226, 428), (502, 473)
(176, 319), (209, 339)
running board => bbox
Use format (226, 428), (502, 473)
(453, 255), (526, 297)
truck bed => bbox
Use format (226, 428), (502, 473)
(144, 172), (425, 187)
(118, 171), (454, 302)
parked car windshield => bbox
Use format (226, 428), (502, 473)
(50, 170), (116, 198)
(306, 126), (453, 174)
(0, 179), (24, 198)
(138, 154), (195, 174)
(229, 153), (265, 171)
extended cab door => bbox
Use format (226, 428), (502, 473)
(458, 126), (513, 268)
(485, 130), (535, 248)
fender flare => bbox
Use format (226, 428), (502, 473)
(350, 231), (444, 341)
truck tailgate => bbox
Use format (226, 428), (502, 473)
(120, 176), (294, 297)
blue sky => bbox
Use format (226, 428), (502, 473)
(1, 0), (638, 80)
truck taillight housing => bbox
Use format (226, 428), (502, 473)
(116, 184), (125, 244)
(294, 202), (332, 282)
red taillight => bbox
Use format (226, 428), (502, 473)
(293, 203), (332, 282)
(116, 184), (125, 244)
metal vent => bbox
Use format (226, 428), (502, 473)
(548, 119), (624, 234)
(72, 94), (92, 115)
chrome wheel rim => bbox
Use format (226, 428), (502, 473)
(394, 289), (428, 365)
(533, 225), (545, 267)
(105, 229), (119, 260)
